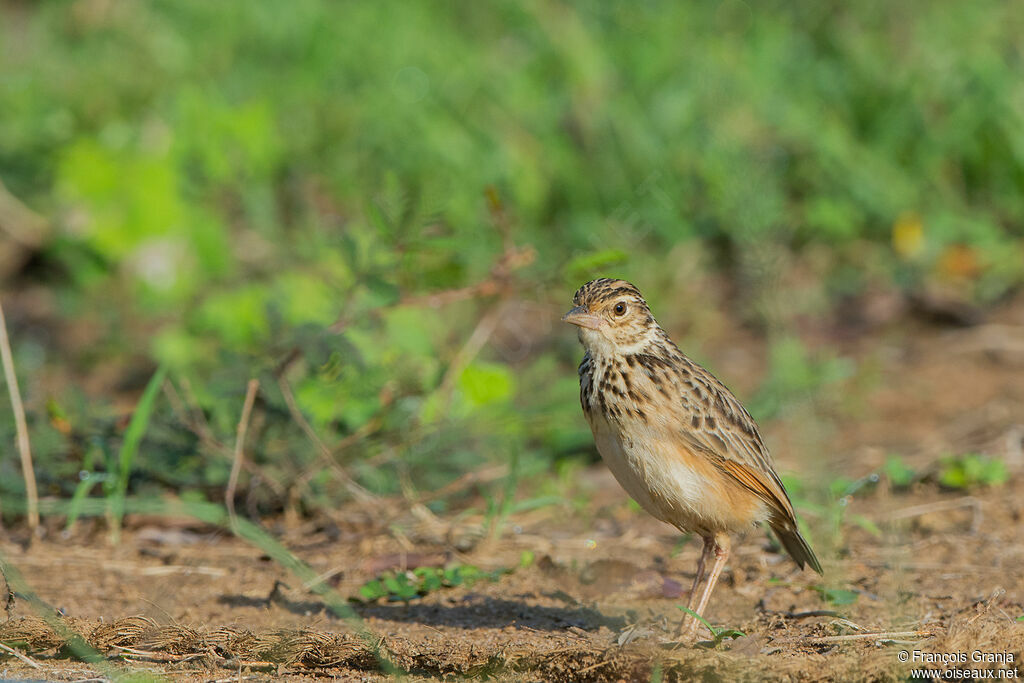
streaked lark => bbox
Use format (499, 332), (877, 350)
(563, 278), (822, 639)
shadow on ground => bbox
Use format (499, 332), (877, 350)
(217, 591), (626, 632)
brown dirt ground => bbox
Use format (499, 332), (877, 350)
(2, 297), (1024, 681)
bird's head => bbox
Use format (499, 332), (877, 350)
(562, 278), (661, 355)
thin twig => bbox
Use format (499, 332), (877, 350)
(885, 496), (982, 533)
(772, 630), (929, 645)
(0, 299), (38, 531)
(275, 373), (375, 503)
(412, 464), (508, 505)
(0, 640), (42, 669)
(226, 379), (259, 527)
(329, 242), (534, 331)
(114, 646), (208, 663)
(163, 379), (230, 455)
(575, 657), (612, 675)
(331, 410), (385, 458)
(436, 303), (504, 410)
(164, 379), (284, 497)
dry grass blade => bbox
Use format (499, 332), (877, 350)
(771, 630), (930, 645)
(886, 497), (982, 533)
(0, 616), (379, 672)
(0, 640), (42, 669)
(226, 378), (260, 526)
(0, 299), (38, 531)
(164, 378), (285, 498)
(435, 303), (503, 411)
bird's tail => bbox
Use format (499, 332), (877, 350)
(769, 517), (823, 575)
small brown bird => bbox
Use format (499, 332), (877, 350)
(563, 278), (822, 639)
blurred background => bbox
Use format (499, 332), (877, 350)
(1, 0), (1023, 530)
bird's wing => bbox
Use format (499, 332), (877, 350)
(672, 363), (798, 522)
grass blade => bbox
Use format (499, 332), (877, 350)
(65, 442), (103, 532)
(109, 365), (167, 540)
(677, 606), (746, 646)
(678, 606), (717, 636)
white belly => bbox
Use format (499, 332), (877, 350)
(589, 416), (712, 532)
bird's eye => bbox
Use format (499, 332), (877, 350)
(613, 302), (627, 316)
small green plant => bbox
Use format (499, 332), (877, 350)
(882, 455), (917, 489)
(352, 565), (511, 603)
(110, 366), (167, 542)
(518, 550), (535, 569)
(812, 586), (859, 606)
(676, 607), (746, 646)
(825, 473), (882, 549)
(937, 453), (1008, 490)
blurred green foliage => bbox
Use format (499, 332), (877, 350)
(937, 453), (1008, 489)
(1, 1), (1023, 517)
(812, 586), (859, 606)
(352, 565), (512, 603)
(882, 454), (917, 489)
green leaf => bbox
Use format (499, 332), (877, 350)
(110, 366), (167, 537)
(458, 362), (515, 407)
(567, 248), (629, 282)
(66, 442), (104, 532)
(519, 550), (535, 569)
(882, 455), (916, 488)
(273, 272), (338, 327)
(357, 580), (387, 602)
(419, 572), (443, 593)
(676, 606), (746, 646)
(938, 454), (1008, 489)
(814, 587), (859, 606)
(195, 286), (270, 350)
(443, 567), (465, 586)
(850, 514), (882, 537)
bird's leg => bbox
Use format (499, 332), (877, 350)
(686, 536), (713, 611)
(677, 535), (714, 637)
(687, 533), (731, 637)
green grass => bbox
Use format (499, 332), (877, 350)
(352, 565), (513, 603)
(108, 366), (167, 541)
(937, 453), (1008, 489)
(812, 586), (860, 607)
(676, 606), (746, 647)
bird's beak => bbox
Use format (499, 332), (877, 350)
(561, 306), (604, 330)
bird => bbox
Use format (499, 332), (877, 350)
(562, 278), (822, 640)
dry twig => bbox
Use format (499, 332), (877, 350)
(435, 303), (504, 410)
(0, 299), (38, 531)
(164, 378), (284, 498)
(0, 640), (42, 669)
(226, 379), (260, 526)
(885, 496), (982, 534)
(772, 630), (929, 645)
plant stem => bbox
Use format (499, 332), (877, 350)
(0, 299), (38, 531)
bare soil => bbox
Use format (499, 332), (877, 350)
(2, 299), (1024, 681)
